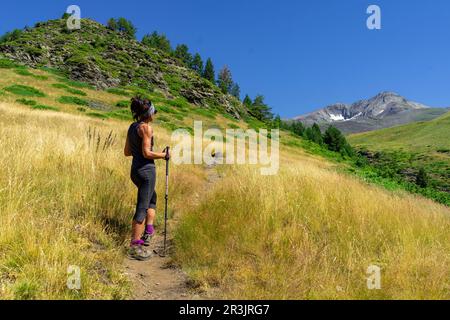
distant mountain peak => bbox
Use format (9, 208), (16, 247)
(293, 92), (446, 134)
(375, 91), (401, 98)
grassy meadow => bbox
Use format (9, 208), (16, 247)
(348, 111), (450, 153)
(0, 102), (206, 299)
(0, 63), (449, 300)
(175, 163), (450, 299)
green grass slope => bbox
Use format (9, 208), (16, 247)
(0, 62), (251, 134)
(349, 111), (450, 153)
(348, 112), (450, 197)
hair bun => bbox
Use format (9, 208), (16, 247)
(130, 96), (153, 121)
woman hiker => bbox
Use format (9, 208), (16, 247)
(124, 97), (170, 261)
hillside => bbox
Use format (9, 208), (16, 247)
(0, 58), (249, 135)
(0, 18), (247, 119)
(294, 92), (449, 134)
(349, 112), (450, 194)
(349, 111), (450, 153)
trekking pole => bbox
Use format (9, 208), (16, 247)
(162, 146), (170, 257)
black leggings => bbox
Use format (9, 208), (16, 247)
(131, 165), (157, 223)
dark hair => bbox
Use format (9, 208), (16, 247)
(130, 96), (152, 121)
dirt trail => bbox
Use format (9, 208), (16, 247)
(124, 233), (196, 300)
(124, 158), (222, 300)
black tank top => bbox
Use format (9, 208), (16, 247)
(128, 122), (155, 169)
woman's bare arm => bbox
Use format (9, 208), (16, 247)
(124, 132), (132, 157)
(139, 124), (166, 160)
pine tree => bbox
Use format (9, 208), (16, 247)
(323, 126), (353, 156)
(203, 58), (215, 83)
(142, 31), (172, 53)
(291, 121), (305, 136)
(304, 127), (313, 140)
(243, 95), (252, 108)
(230, 83), (241, 99)
(107, 18), (117, 31)
(273, 115), (281, 128)
(174, 44), (192, 65)
(190, 53), (204, 75)
(306, 123), (323, 145)
(217, 66), (233, 94)
(107, 18), (137, 38)
(250, 95), (273, 121)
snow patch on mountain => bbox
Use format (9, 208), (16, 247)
(329, 114), (345, 121)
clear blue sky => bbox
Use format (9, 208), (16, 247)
(1, 0), (450, 117)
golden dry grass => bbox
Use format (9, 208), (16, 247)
(1, 79), (449, 300)
(175, 161), (450, 299)
(0, 102), (205, 299)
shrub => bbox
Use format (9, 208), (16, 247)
(13, 280), (38, 300)
(223, 113), (238, 122)
(32, 105), (60, 111)
(13, 67), (48, 80)
(87, 112), (109, 119)
(228, 123), (240, 129)
(116, 100), (130, 108)
(16, 98), (37, 106)
(157, 115), (169, 123)
(193, 108), (216, 119)
(107, 88), (131, 97)
(157, 105), (179, 114)
(160, 121), (179, 132)
(51, 83), (68, 89)
(107, 110), (132, 121)
(66, 88), (87, 96)
(4, 85), (46, 97)
(57, 78), (94, 89)
(0, 58), (18, 69)
(127, 87), (152, 100)
(0, 29), (23, 43)
(57, 96), (89, 106)
(24, 46), (43, 57)
(170, 98), (190, 111)
(173, 114), (185, 121)
(40, 66), (66, 77)
(32, 75), (48, 81)
(14, 68), (33, 76)
(416, 168), (429, 188)
(52, 83), (86, 95)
